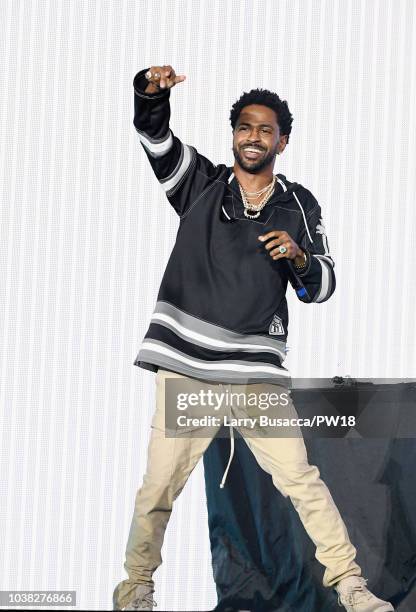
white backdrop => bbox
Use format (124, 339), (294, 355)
(1, 0), (415, 610)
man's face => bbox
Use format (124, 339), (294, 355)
(232, 104), (287, 173)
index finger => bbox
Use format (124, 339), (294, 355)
(258, 230), (284, 242)
(159, 65), (174, 88)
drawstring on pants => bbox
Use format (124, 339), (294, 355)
(219, 425), (234, 488)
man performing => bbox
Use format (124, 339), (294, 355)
(113, 65), (394, 612)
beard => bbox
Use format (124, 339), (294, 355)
(233, 144), (278, 174)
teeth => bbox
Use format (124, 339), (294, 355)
(244, 148), (262, 153)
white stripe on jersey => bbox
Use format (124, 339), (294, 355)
(151, 312), (286, 360)
(161, 144), (193, 193)
(140, 340), (291, 377)
(313, 257), (332, 302)
(137, 129), (173, 157)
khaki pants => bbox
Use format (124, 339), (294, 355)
(113, 369), (361, 609)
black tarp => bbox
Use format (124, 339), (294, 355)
(203, 381), (416, 612)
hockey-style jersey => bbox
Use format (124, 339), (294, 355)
(132, 68), (336, 384)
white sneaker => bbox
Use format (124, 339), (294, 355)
(335, 576), (394, 611)
(122, 584), (157, 611)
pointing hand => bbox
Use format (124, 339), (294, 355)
(145, 65), (186, 93)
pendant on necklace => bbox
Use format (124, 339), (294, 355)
(244, 208), (261, 219)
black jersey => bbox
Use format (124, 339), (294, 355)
(132, 69), (335, 384)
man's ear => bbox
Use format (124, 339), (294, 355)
(278, 134), (288, 154)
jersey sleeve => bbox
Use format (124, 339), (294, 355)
(133, 68), (220, 217)
(287, 190), (336, 304)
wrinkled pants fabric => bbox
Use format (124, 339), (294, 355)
(113, 369), (360, 610)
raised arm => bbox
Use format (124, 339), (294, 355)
(133, 65), (220, 217)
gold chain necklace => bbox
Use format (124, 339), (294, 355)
(242, 177), (275, 196)
(238, 175), (277, 219)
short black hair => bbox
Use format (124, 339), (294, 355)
(229, 88), (293, 143)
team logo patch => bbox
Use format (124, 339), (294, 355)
(269, 314), (284, 336)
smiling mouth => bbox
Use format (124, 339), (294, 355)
(241, 147), (265, 160)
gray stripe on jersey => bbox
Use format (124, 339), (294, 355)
(160, 143), (193, 193)
(136, 340), (290, 385)
(136, 128), (173, 157)
(313, 256), (333, 302)
(152, 300), (287, 359)
(314, 253), (334, 267)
